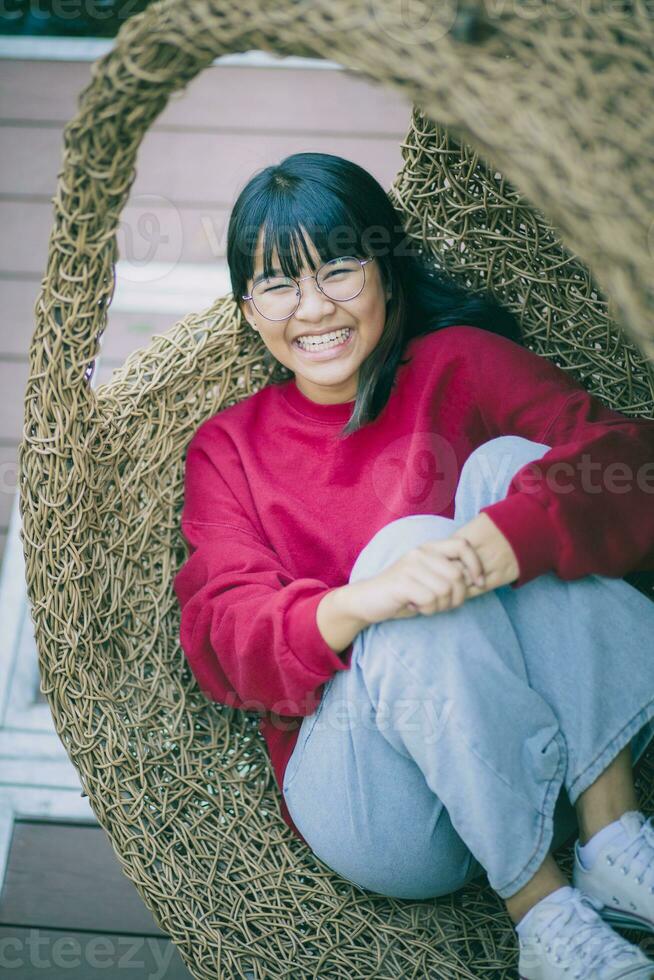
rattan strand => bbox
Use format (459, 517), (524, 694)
(21, 0), (654, 976)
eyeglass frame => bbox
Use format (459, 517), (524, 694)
(241, 255), (376, 322)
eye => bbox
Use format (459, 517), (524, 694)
(259, 277), (295, 294)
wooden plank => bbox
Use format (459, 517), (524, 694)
(1, 758), (85, 790)
(0, 59), (92, 121)
(0, 731), (73, 758)
(0, 59), (411, 135)
(0, 278), (175, 360)
(0, 360), (28, 444)
(0, 279), (42, 357)
(0, 788), (94, 823)
(0, 926), (192, 978)
(0, 199), (231, 274)
(0, 444), (18, 532)
(0, 496), (25, 735)
(0, 821), (170, 937)
(1, 126), (406, 203)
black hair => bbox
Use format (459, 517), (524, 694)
(226, 151), (523, 438)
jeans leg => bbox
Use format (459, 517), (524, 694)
(346, 435), (654, 898)
(284, 435), (654, 901)
(283, 642), (488, 900)
(349, 515), (570, 900)
(455, 436), (654, 802)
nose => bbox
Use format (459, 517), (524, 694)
(293, 275), (337, 323)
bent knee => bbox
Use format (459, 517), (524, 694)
(313, 810), (484, 900)
(349, 514), (459, 584)
(455, 435), (552, 518)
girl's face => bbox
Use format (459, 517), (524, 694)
(239, 226), (391, 405)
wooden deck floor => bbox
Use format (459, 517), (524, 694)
(0, 820), (193, 978)
(0, 37), (412, 975)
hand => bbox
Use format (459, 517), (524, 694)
(352, 535), (488, 625)
(450, 513), (520, 592)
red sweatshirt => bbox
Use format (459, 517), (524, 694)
(173, 325), (654, 842)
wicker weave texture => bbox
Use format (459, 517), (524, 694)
(20, 0), (654, 977)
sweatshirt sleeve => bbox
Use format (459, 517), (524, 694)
(455, 326), (654, 588)
(173, 436), (352, 717)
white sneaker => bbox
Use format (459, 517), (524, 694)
(517, 886), (654, 978)
(572, 811), (654, 934)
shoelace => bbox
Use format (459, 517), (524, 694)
(604, 814), (654, 892)
(533, 890), (643, 976)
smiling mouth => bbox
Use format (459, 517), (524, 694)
(293, 327), (354, 351)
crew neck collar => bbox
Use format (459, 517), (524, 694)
(280, 377), (356, 423)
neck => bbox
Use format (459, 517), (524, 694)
(293, 374), (357, 406)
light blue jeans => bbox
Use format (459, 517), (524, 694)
(282, 436), (654, 901)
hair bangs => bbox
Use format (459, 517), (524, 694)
(259, 185), (366, 283)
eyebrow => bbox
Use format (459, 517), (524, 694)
(252, 267), (286, 288)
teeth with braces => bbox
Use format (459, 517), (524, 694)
(295, 328), (351, 349)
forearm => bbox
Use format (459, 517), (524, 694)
(451, 512), (520, 592)
(316, 515), (521, 655)
(316, 584), (369, 656)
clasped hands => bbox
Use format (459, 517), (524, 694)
(350, 512), (521, 626)
(401, 512), (521, 617)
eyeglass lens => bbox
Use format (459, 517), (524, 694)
(251, 256), (365, 320)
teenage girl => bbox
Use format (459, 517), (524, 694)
(174, 152), (654, 979)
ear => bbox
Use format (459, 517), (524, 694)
(239, 301), (257, 329)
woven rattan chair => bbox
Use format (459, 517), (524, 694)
(20, 1), (654, 976)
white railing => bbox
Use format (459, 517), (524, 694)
(0, 37), (345, 68)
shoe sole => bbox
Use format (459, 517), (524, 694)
(599, 905), (654, 935)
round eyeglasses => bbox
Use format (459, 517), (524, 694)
(242, 255), (375, 321)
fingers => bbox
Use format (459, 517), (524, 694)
(414, 537), (490, 611)
(452, 556), (472, 588)
(457, 535), (486, 587)
(408, 556), (469, 612)
(422, 536), (486, 588)
(398, 537), (488, 617)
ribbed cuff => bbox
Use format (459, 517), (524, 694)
(479, 493), (559, 589)
(284, 588), (354, 676)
